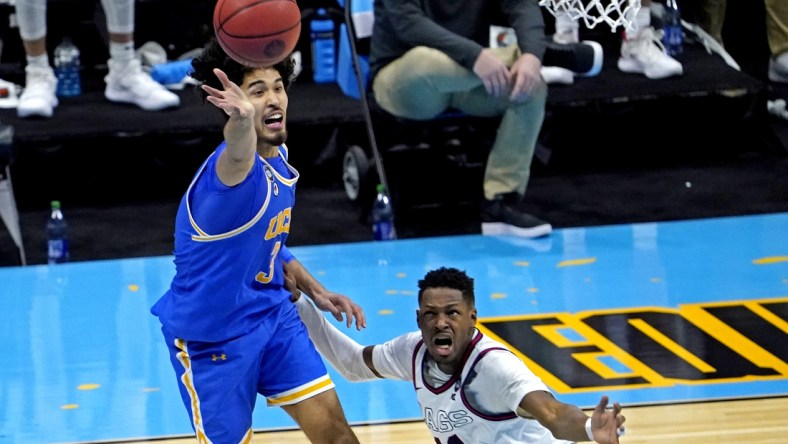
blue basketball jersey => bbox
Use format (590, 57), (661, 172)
(152, 143), (300, 342)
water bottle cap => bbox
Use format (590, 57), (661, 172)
(51, 200), (61, 209)
(376, 184), (385, 193)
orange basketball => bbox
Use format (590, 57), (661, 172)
(213, 0), (302, 67)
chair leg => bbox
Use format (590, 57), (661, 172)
(0, 165), (26, 265)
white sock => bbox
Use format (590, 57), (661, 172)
(625, 6), (651, 40)
(555, 10), (577, 36)
(109, 41), (136, 64)
(26, 53), (50, 69)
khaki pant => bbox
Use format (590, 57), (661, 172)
(699, 0), (788, 56)
(766, 0), (788, 56)
(372, 45), (547, 200)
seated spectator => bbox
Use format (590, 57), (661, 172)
(369, 0), (552, 238)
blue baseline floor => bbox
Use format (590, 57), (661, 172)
(1, 213), (787, 443)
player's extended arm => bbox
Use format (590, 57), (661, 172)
(202, 68), (257, 186)
(519, 392), (625, 443)
(294, 295), (382, 381)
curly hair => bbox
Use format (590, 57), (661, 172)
(418, 267), (475, 306)
(190, 37), (297, 105)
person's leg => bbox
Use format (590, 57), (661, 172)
(282, 390), (359, 444)
(160, 332), (259, 443)
(617, 0), (683, 79)
(456, 46), (552, 238)
(261, 303), (359, 444)
(765, 0), (788, 82)
(697, 0), (727, 45)
(100, 0), (180, 110)
(372, 46), (484, 120)
(15, 0), (58, 118)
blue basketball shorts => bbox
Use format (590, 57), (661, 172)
(160, 301), (334, 442)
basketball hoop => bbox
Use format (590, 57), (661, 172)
(539, 0), (641, 32)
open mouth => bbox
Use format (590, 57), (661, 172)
(264, 112), (284, 128)
(433, 336), (453, 357)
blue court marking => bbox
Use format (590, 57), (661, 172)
(0, 212), (786, 443)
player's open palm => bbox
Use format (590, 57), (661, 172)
(202, 67), (255, 118)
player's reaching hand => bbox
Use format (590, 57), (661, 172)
(283, 258), (367, 330)
(589, 395), (626, 443)
(311, 290), (366, 331)
(202, 68), (255, 119)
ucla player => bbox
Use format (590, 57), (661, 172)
(293, 267), (626, 443)
(151, 38), (365, 444)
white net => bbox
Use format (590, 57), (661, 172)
(539, 0), (641, 32)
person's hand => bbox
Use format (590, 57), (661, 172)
(473, 48), (512, 98)
(311, 291), (367, 331)
(201, 68), (255, 118)
(508, 53), (542, 103)
(590, 395), (626, 443)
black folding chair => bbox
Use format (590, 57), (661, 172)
(337, 0), (500, 223)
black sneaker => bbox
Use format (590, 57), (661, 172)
(481, 193), (552, 238)
(543, 40), (603, 77)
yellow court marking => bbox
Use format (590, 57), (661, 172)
(557, 258), (597, 267)
(128, 284), (139, 292)
(77, 384), (100, 391)
(378, 309), (394, 315)
(61, 404), (79, 410)
(752, 256), (788, 264)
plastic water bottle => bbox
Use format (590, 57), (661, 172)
(54, 37), (82, 97)
(46, 200), (70, 264)
(662, 0), (683, 57)
(310, 8), (336, 84)
(372, 184), (397, 241)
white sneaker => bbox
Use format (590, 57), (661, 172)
(105, 59), (180, 110)
(618, 26), (683, 79)
(541, 66), (574, 85)
(768, 52), (788, 83)
(17, 65), (58, 118)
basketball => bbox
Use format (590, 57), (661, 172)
(213, 0), (302, 67)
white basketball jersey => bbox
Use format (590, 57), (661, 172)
(375, 330), (573, 444)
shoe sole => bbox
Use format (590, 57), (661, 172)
(105, 90), (179, 111)
(17, 99), (58, 118)
(617, 58), (683, 79)
(481, 222), (553, 238)
(576, 41), (603, 77)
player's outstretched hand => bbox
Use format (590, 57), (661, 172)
(590, 395), (626, 443)
(312, 291), (367, 331)
(201, 68), (255, 118)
